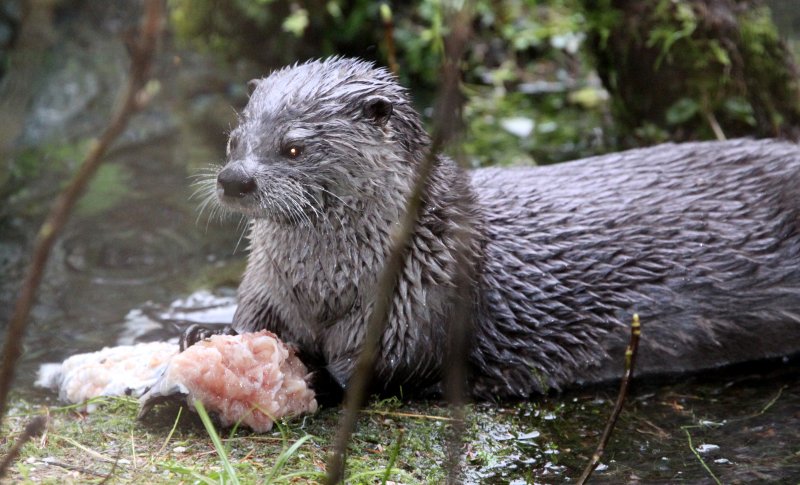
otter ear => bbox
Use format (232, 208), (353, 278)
(362, 95), (393, 126)
(247, 79), (259, 96)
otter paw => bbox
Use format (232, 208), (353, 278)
(179, 324), (237, 351)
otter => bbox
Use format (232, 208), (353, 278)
(185, 57), (800, 400)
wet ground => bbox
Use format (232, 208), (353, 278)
(465, 362), (800, 483)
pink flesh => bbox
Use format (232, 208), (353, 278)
(166, 331), (317, 432)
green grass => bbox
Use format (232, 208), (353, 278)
(1, 396), (457, 484)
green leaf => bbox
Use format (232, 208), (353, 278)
(666, 98), (700, 125)
(723, 97), (756, 126)
(282, 9), (309, 37)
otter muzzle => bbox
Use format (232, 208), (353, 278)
(217, 165), (257, 199)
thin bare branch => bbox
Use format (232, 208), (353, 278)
(380, 3), (399, 76)
(0, 415), (47, 478)
(361, 409), (453, 421)
(324, 6), (472, 483)
(0, 0), (164, 428)
(576, 313), (642, 485)
(439, 9), (474, 484)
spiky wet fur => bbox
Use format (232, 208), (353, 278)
(207, 57), (800, 400)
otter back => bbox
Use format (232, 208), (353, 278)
(469, 138), (800, 398)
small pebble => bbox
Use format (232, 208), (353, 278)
(696, 443), (720, 454)
(517, 430), (541, 440)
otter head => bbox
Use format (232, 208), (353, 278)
(213, 57), (430, 224)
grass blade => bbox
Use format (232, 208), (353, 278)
(194, 399), (241, 485)
(265, 434), (313, 483)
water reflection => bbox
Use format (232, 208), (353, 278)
(2, 140), (244, 391)
(465, 362), (799, 482)
(117, 290), (236, 346)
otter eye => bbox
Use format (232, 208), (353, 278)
(285, 145), (303, 159)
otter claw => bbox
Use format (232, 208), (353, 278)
(179, 324), (237, 351)
(326, 359), (353, 391)
(137, 372), (187, 421)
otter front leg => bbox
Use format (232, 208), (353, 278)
(326, 354), (357, 390)
(179, 324), (238, 351)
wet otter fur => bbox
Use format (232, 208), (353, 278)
(193, 57), (800, 400)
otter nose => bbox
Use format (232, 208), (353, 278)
(217, 166), (256, 198)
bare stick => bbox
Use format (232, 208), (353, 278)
(379, 3), (399, 76)
(705, 110), (727, 141)
(443, 274), (470, 485)
(37, 459), (108, 478)
(576, 313), (642, 485)
(0, 0), (163, 427)
(0, 415), (47, 478)
(440, 9), (474, 483)
(323, 8), (472, 484)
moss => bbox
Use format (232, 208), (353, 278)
(585, 0), (800, 144)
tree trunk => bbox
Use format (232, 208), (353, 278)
(584, 0), (800, 144)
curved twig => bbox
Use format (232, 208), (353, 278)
(576, 313), (642, 484)
(0, 415), (47, 479)
(324, 6), (472, 484)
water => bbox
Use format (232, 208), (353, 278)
(1, 137), (246, 395)
(465, 361), (799, 482)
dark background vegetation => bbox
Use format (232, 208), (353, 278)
(166, 0), (800, 164)
(2, 0), (799, 178)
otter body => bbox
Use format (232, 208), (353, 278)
(204, 58), (800, 400)
(470, 141), (800, 397)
